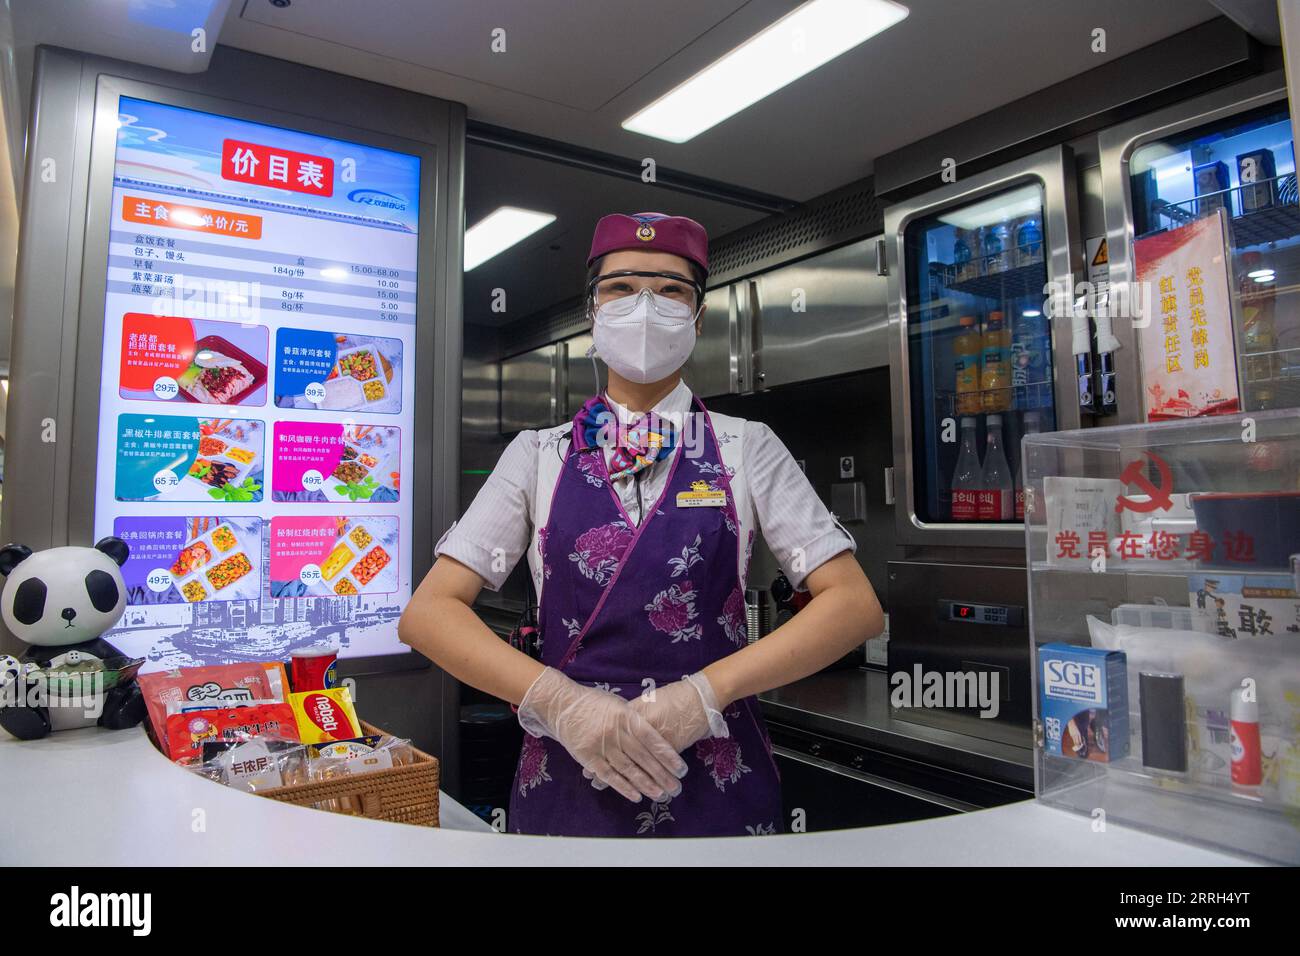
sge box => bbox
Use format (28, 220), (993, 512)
(1038, 643), (1129, 763)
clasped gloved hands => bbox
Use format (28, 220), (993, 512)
(517, 667), (688, 803)
(583, 672), (729, 793)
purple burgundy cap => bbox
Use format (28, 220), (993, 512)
(587, 211), (709, 277)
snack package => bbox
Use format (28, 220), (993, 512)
(139, 662), (289, 753)
(164, 701), (298, 762)
(288, 687), (362, 744)
(183, 734), (310, 791)
(306, 734), (414, 780)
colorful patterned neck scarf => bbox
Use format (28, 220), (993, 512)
(572, 394), (677, 481)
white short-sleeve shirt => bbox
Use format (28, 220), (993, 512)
(436, 380), (854, 600)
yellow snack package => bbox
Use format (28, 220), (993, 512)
(288, 686), (362, 744)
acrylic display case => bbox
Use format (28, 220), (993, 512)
(1024, 409), (1300, 863)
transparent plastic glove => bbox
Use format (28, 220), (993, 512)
(586, 673), (727, 792)
(517, 667), (687, 803)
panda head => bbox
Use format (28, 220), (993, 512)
(0, 538), (129, 648)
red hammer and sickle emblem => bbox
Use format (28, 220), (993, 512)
(1115, 451), (1174, 513)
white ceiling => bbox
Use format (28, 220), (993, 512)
(215, 0), (1222, 200)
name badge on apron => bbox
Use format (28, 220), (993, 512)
(676, 480), (727, 508)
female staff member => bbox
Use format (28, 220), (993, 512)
(400, 212), (884, 837)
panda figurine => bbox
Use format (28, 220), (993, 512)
(0, 538), (147, 740)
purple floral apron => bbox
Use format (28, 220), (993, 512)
(508, 397), (783, 837)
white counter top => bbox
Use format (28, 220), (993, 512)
(0, 726), (1256, 866)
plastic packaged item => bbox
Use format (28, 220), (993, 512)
(980, 312), (1012, 412)
(950, 416), (983, 521)
(306, 733), (414, 780)
(182, 733), (310, 791)
(139, 662), (289, 754)
(288, 686), (362, 743)
(953, 316), (982, 415)
(164, 701), (298, 762)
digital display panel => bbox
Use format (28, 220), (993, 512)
(93, 96), (420, 670)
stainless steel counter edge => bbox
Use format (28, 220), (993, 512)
(0, 726), (1254, 866)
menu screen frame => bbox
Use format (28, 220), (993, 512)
(70, 74), (440, 675)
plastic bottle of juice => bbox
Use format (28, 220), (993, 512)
(954, 316), (982, 416)
(980, 311), (1012, 412)
(950, 417), (983, 522)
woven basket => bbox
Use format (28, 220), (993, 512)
(257, 721), (440, 827)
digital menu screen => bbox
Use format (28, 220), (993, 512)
(93, 96), (420, 670)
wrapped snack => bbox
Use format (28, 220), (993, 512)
(306, 734), (414, 781)
(139, 661), (288, 754)
(164, 701), (298, 762)
(288, 686), (361, 744)
(182, 734), (310, 791)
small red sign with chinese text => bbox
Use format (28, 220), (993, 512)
(221, 139), (333, 197)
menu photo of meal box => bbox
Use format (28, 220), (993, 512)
(115, 414), (265, 503)
(271, 421), (400, 503)
(269, 515), (398, 598)
(113, 516), (263, 605)
(118, 313), (268, 407)
(273, 327), (402, 414)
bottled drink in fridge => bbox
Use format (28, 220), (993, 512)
(1015, 410), (1042, 521)
(1014, 216), (1043, 267)
(980, 311), (1012, 412)
(950, 416), (983, 522)
(954, 315), (982, 415)
(954, 229), (977, 282)
(978, 414), (1014, 521)
(1012, 308), (1051, 409)
(983, 223), (1012, 273)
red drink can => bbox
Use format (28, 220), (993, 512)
(290, 644), (339, 692)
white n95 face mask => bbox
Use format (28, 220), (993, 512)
(592, 288), (698, 385)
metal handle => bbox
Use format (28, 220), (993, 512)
(551, 344), (564, 425)
(876, 236), (889, 276)
(746, 279), (763, 392)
